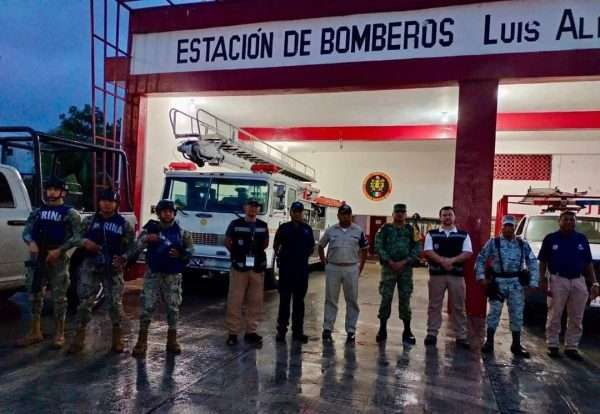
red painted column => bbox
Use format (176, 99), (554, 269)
(453, 80), (498, 335)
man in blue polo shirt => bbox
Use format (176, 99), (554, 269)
(539, 211), (599, 361)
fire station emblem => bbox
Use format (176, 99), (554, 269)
(363, 172), (392, 201)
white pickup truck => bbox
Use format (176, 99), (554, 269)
(0, 165), (31, 293)
(0, 128), (137, 304)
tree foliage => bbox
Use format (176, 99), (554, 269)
(49, 104), (120, 142)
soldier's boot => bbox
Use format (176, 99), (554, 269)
(132, 326), (149, 358)
(15, 318), (44, 347)
(166, 329), (181, 354)
(402, 319), (416, 345)
(68, 325), (87, 354)
(111, 326), (125, 354)
(376, 319), (387, 343)
(510, 331), (530, 358)
(481, 328), (495, 354)
(51, 318), (66, 349)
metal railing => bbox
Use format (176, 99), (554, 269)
(169, 108), (317, 182)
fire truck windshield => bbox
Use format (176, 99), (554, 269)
(165, 176), (269, 214)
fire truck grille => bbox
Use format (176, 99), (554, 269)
(190, 232), (224, 246)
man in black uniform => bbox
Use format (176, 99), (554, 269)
(274, 201), (315, 344)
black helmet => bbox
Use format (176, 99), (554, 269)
(156, 199), (177, 215)
(99, 189), (120, 203)
(45, 176), (67, 191)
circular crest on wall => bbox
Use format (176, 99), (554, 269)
(363, 172), (392, 201)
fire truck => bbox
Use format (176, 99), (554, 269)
(159, 108), (340, 288)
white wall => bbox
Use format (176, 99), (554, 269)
(552, 155), (600, 194)
(292, 149), (456, 217)
(289, 137), (600, 220)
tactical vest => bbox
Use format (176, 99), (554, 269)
(427, 228), (469, 276)
(146, 222), (186, 274)
(85, 213), (127, 256)
(228, 218), (269, 272)
(32, 204), (72, 248)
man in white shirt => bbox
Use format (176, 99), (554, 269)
(423, 206), (473, 348)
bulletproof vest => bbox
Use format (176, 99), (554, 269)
(427, 229), (468, 276)
(85, 213), (127, 256)
(229, 218), (269, 271)
(32, 204), (72, 248)
(146, 222), (185, 274)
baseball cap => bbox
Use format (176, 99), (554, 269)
(290, 201), (304, 211)
(393, 203), (407, 213)
(246, 198), (261, 207)
(338, 204), (352, 214)
(502, 215), (517, 226)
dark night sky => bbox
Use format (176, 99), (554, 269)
(0, 0), (90, 131)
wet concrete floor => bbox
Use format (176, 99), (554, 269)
(0, 262), (599, 413)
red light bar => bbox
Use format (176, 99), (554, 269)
(251, 163), (281, 174)
(313, 196), (343, 207)
(169, 162), (197, 171)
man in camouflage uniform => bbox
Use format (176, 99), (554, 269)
(476, 215), (540, 358)
(374, 203), (420, 344)
(132, 199), (193, 357)
(17, 177), (81, 349)
(68, 189), (136, 354)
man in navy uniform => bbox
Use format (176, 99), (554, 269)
(539, 211), (600, 361)
(274, 201), (315, 344)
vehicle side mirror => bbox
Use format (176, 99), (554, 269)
(150, 205), (156, 214)
(277, 201), (285, 210)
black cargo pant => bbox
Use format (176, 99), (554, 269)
(277, 264), (309, 335)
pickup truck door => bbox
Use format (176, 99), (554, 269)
(0, 166), (31, 288)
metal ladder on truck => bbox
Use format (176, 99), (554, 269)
(169, 108), (317, 183)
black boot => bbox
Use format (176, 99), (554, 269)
(481, 328), (495, 354)
(402, 319), (416, 345)
(510, 331), (530, 358)
(376, 319), (387, 343)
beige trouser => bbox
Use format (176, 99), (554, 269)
(225, 269), (264, 335)
(426, 275), (468, 339)
(546, 276), (589, 349)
